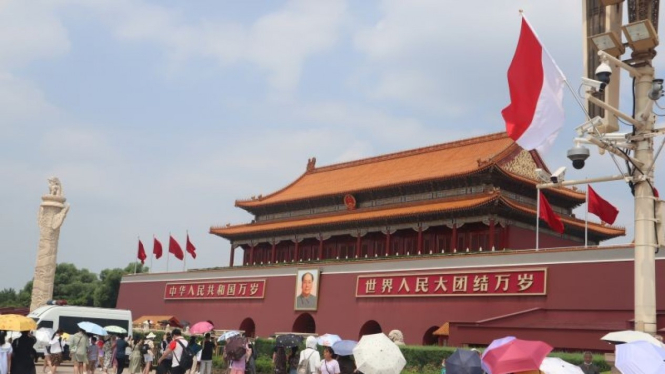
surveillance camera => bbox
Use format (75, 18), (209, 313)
(567, 144), (590, 170)
(581, 77), (606, 93)
(550, 167), (566, 184)
(595, 62), (612, 85)
(535, 168), (550, 183)
(649, 79), (664, 101)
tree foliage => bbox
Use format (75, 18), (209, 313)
(0, 262), (148, 308)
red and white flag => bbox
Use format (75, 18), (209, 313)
(153, 237), (163, 259)
(588, 185), (619, 224)
(186, 234), (197, 259)
(137, 240), (147, 264)
(539, 191), (564, 234)
(502, 16), (566, 153)
(169, 235), (184, 260)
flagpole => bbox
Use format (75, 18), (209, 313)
(150, 235), (154, 274)
(167, 232), (170, 272)
(536, 189), (540, 251)
(135, 236), (139, 274)
(585, 185), (589, 248)
(184, 231), (187, 272)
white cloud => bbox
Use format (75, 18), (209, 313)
(0, 0), (70, 69)
(80, 0), (347, 92)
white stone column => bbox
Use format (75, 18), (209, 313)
(30, 178), (70, 311)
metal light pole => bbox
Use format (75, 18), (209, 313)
(632, 62), (658, 334)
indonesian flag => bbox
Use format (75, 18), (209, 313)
(502, 16), (566, 153)
(186, 234), (197, 259)
(539, 191), (564, 234)
(588, 185), (619, 224)
(169, 235), (184, 260)
(153, 237), (163, 259)
(137, 240), (147, 264)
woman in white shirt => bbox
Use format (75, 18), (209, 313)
(0, 331), (12, 374)
(317, 347), (340, 374)
(48, 329), (65, 374)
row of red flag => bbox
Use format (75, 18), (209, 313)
(137, 235), (196, 264)
(539, 185), (619, 234)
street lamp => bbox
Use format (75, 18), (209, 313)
(622, 19), (659, 53)
(589, 31), (625, 57)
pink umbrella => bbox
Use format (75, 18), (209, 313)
(481, 336), (516, 374)
(481, 339), (552, 374)
(189, 321), (214, 335)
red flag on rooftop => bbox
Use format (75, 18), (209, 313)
(186, 234), (197, 259)
(539, 191), (564, 234)
(169, 235), (184, 260)
(137, 240), (147, 264)
(153, 237), (163, 259)
(502, 15), (565, 153)
(588, 185), (619, 225)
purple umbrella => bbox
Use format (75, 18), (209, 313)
(481, 336), (516, 374)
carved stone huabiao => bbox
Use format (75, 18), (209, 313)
(30, 177), (70, 311)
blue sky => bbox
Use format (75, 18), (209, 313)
(2, 0), (664, 290)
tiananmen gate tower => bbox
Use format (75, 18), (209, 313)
(118, 132), (665, 351)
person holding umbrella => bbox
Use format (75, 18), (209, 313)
(272, 345), (287, 374)
(10, 331), (37, 374)
(288, 347), (299, 374)
(0, 331), (12, 374)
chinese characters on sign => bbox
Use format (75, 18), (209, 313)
(164, 279), (266, 300)
(356, 269), (546, 297)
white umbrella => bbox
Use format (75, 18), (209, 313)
(317, 333), (342, 347)
(539, 357), (584, 374)
(104, 325), (127, 334)
(217, 330), (240, 342)
(616, 340), (665, 374)
(352, 333), (406, 374)
(601, 330), (664, 347)
(34, 327), (55, 345)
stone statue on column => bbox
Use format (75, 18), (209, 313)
(30, 177), (70, 311)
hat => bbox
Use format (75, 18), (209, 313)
(146, 332), (156, 339)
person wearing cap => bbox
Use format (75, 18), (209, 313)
(158, 329), (188, 374)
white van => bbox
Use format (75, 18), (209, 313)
(28, 305), (133, 336)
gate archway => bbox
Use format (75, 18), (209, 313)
(358, 320), (382, 339)
(292, 313), (316, 333)
(239, 318), (256, 338)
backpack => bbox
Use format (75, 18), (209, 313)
(174, 340), (193, 370)
(140, 343), (149, 355)
(297, 350), (315, 374)
(62, 343), (71, 360)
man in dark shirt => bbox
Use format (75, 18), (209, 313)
(199, 333), (216, 374)
(115, 335), (129, 374)
(578, 351), (600, 374)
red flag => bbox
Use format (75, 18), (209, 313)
(588, 185), (619, 224)
(137, 240), (147, 264)
(169, 235), (184, 260)
(539, 192), (564, 234)
(153, 237), (163, 259)
(186, 234), (197, 259)
(502, 16), (565, 153)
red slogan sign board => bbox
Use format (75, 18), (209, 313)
(356, 269), (546, 297)
(164, 279), (266, 300)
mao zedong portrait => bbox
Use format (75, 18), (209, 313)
(296, 271), (318, 310)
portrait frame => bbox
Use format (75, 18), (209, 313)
(294, 268), (320, 311)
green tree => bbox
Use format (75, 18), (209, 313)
(93, 262), (148, 308)
(52, 263), (100, 306)
(0, 288), (19, 307)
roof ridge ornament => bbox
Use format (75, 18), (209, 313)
(307, 157), (317, 172)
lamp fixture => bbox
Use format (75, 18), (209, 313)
(622, 19), (659, 53)
(589, 31), (625, 57)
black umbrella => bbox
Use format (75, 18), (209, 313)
(276, 334), (303, 348)
(446, 349), (483, 374)
(225, 335), (247, 361)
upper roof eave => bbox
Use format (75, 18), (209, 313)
(236, 133), (519, 209)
